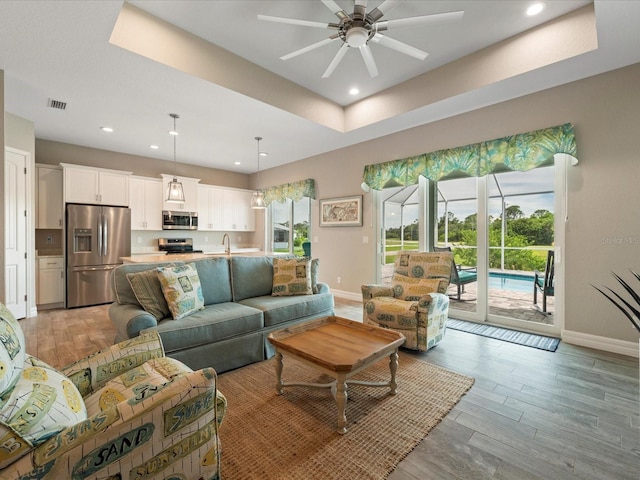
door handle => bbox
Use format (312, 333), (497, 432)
(97, 216), (103, 256)
(103, 215), (108, 256)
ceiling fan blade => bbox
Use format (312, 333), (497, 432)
(257, 14), (332, 29)
(367, 0), (401, 22)
(360, 45), (379, 78)
(322, 43), (349, 78)
(281, 36), (340, 61)
(321, 0), (349, 21)
(376, 10), (464, 31)
(354, 0), (368, 19)
(377, 0), (401, 15)
(371, 33), (428, 60)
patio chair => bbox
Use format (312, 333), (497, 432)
(433, 246), (478, 300)
(534, 250), (555, 313)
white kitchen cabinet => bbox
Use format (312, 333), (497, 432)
(197, 184), (224, 231)
(161, 174), (200, 212)
(36, 164), (63, 228)
(61, 163), (131, 206)
(37, 256), (64, 306)
(221, 188), (255, 231)
(130, 176), (163, 230)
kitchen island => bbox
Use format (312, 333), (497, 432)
(120, 250), (284, 264)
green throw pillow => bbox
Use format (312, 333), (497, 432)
(157, 263), (205, 320)
(272, 257), (313, 296)
(126, 269), (171, 321)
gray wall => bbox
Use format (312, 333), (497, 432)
(35, 139), (250, 189)
(4, 63), (640, 345)
(256, 62), (640, 344)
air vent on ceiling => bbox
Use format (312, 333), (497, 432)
(47, 98), (67, 110)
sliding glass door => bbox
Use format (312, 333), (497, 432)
(378, 162), (565, 336)
(436, 177), (478, 315)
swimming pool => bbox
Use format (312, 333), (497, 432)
(488, 272), (534, 293)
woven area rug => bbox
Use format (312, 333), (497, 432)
(216, 352), (474, 479)
(447, 318), (561, 352)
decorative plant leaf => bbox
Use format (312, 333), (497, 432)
(593, 270), (640, 335)
(611, 272), (640, 306)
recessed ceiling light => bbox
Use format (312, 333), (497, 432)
(349, 87), (360, 95)
(169, 130), (179, 136)
(234, 161), (241, 165)
(259, 152), (268, 157)
(100, 126), (113, 132)
(526, 2), (545, 16)
(149, 145), (159, 150)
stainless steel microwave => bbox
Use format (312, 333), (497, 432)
(162, 210), (198, 230)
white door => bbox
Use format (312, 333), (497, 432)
(4, 148), (28, 318)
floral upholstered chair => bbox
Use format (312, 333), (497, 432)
(361, 251), (453, 351)
(0, 303), (226, 480)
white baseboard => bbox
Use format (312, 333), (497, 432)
(330, 293), (639, 359)
(332, 289), (362, 302)
(562, 329), (639, 358)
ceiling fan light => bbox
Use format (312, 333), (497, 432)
(346, 27), (368, 48)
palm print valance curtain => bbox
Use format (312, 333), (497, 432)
(362, 123), (578, 190)
(262, 178), (316, 206)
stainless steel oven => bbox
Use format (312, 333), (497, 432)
(162, 210), (198, 230)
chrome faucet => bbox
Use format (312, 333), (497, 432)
(222, 233), (231, 255)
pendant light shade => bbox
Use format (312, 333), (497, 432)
(166, 113), (185, 203)
(250, 136), (267, 209)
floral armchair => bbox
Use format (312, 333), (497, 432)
(0, 303), (226, 480)
(361, 251), (453, 351)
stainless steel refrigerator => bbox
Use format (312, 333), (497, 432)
(66, 204), (131, 308)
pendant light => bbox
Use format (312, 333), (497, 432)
(250, 136), (267, 209)
(166, 113), (185, 203)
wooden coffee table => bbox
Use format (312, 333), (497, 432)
(267, 316), (405, 434)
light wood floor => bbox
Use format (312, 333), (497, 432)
(21, 299), (639, 479)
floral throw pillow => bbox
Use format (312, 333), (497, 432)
(157, 263), (205, 320)
(272, 258), (313, 296)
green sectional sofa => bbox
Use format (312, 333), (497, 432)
(109, 255), (334, 373)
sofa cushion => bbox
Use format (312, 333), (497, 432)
(391, 273), (446, 301)
(192, 257), (233, 305)
(272, 257), (313, 296)
(150, 303), (264, 354)
(0, 355), (87, 468)
(126, 269), (171, 321)
(230, 256), (277, 301)
(83, 356), (191, 417)
(394, 251), (452, 281)
(157, 263), (205, 320)
(240, 292), (334, 327)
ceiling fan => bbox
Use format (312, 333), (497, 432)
(258, 0), (464, 78)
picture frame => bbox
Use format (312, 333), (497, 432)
(319, 195), (363, 227)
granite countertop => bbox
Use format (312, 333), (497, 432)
(120, 250), (279, 264)
(36, 249), (63, 258)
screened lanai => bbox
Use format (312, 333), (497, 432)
(381, 166), (556, 323)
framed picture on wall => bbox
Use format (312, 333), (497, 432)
(319, 195), (363, 227)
